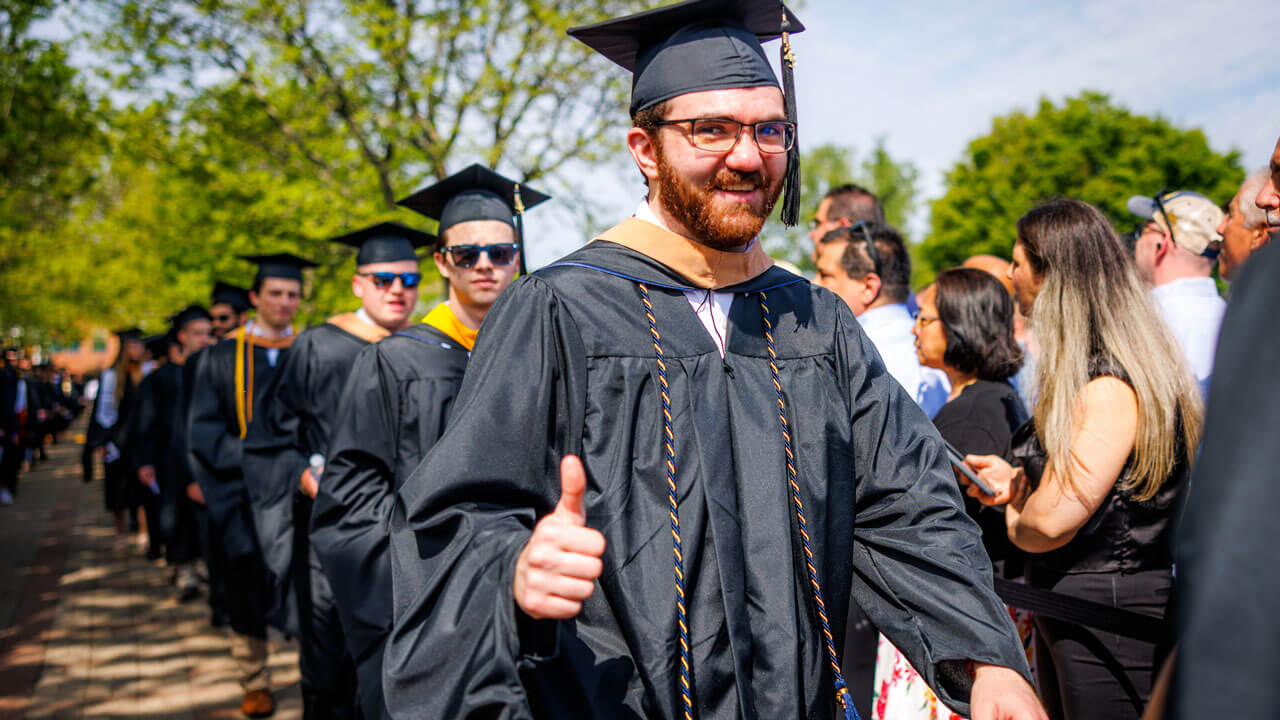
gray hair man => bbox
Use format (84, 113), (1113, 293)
(1216, 169), (1275, 281)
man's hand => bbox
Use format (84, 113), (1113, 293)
(138, 465), (159, 495)
(513, 455), (606, 620)
(969, 663), (1047, 720)
(299, 466), (318, 499)
(186, 482), (205, 504)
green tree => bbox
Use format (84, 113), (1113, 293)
(22, 0), (654, 334)
(92, 0), (645, 206)
(763, 138), (919, 270)
(1, 0), (109, 341)
(920, 91), (1244, 274)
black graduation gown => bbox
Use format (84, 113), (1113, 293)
(311, 323), (469, 718)
(241, 323), (371, 634)
(385, 240), (1030, 720)
(133, 362), (203, 564)
(0, 366), (19, 487)
(1173, 243), (1280, 719)
(187, 334), (289, 559)
(183, 346), (230, 620)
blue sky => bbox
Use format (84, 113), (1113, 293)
(529, 0), (1280, 265)
(34, 1), (1280, 267)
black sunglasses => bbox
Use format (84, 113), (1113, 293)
(850, 221), (880, 275)
(359, 272), (422, 289)
(1152, 189), (1180, 252)
(211, 313), (235, 323)
(440, 243), (520, 268)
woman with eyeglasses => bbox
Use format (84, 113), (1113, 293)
(872, 267), (1031, 720)
(961, 199), (1201, 720)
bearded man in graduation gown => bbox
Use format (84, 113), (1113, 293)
(311, 167), (545, 720)
(242, 224), (432, 720)
(188, 253), (313, 719)
(134, 306), (214, 599)
(383, 2), (1043, 719)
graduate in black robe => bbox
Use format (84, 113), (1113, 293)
(188, 281), (253, 625)
(133, 306), (214, 597)
(188, 253), (313, 718)
(312, 168), (545, 720)
(243, 223), (433, 720)
(1173, 242), (1280, 718)
(384, 3), (1038, 719)
(89, 328), (145, 535)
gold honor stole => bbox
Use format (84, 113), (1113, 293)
(233, 325), (296, 439)
(422, 303), (478, 351)
(592, 217), (775, 290)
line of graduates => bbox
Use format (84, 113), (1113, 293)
(1, 349), (85, 506)
(118, 165), (545, 719)
(105, 2), (1051, 719)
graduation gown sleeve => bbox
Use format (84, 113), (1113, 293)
(241, 333), (313, 624)
(832, 302), (1029, 711)
(132, 370), (161, 473)
(1174, 243), (1280, 719)
(385, 278), (583, 720)
(311, 342), (398, 663)
(186, 341), (258, 556)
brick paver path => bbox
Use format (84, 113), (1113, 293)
(1, 429), (302, 719)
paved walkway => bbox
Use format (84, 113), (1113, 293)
(0, 430), (301, 719)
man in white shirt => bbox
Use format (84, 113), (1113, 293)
(814, 221), (950, 417)
(1127, 190), (1227, 395)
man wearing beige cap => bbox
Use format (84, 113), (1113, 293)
(1127, 190), (1226, 395)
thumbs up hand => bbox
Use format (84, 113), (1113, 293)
(514, 455), (607, 620)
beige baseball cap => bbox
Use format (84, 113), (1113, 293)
(1127, 190), (1225, 257)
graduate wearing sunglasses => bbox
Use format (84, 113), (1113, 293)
(240, 224), (432, 720)
(311, 165), (548, 720)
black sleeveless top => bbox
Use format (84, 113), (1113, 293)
(1011, 357), (1188, 578)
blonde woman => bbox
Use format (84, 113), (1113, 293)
(963, 199), (1202, 720)
(88, 329), (146, 538)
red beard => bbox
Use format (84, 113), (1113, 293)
(655, 149), (782, 251)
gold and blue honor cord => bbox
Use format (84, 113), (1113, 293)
(760, 292), (860, 720)
(636, 281), (859, 720)
(638, 283), (694, 720)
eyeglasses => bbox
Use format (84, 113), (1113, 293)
(440, 243), (520, 268)
(359, 272), (423, 289)
(1152, 189), (1180, 251)
(912, 311), (940, 327)
(654, 118), (796, 154)
(211, 313), (235, 323)
(851, 221), (880, 275)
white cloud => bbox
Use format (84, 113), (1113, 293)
(796, 0), (1280, 233)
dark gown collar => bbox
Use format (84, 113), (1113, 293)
(544, 235), (804, 294)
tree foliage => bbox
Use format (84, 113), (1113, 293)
(1, 0), (109, 341)
(763, 138), (919, 270)
(3, 0), (655, 341)
(93, 0), (643, 205)
(920, 92), (1244, 274)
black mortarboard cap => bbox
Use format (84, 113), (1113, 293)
(330, 222), (436, 265)
(568, 0), (803, 114)
(114, 327), (144, 341)
(211, 281), (252, 312)
(398, 164), (550, 234)
(569, 0), (804, 226)
(398, 164), (551, 273)
(170, 304), (212, 332)
(239, 253), (318, 284)
(143, 333), (171, 358)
